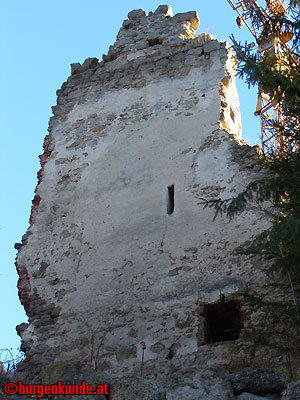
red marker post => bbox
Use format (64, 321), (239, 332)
(140, 341), (146, 376)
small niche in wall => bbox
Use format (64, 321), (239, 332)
(230, 107), (235, 122)
(202, 299), (242, 344)
(167, 185), (175, 215)
(147, 37), (162, 47)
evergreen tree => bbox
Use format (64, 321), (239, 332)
(202, 0), (300, 377)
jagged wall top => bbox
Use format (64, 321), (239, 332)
(52, 5), (236, 134)
(70, 5), (222, 75)
(115, 5), (199, 50)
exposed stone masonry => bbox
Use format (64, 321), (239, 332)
(52, 5), (238, 136)
(15, 5), (273, 383)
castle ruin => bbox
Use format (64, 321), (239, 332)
(15, 5), (271, 384)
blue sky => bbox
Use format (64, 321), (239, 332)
(0, 0), (260, 361)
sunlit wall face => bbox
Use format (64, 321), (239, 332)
(0, 0), (260, 360)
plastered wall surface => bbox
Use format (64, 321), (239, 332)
(15, 5), (270, 381)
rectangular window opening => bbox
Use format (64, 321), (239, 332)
(202, 300), (243, 344)
(167, 185), (175, 215)
(230, 107), (235, 122)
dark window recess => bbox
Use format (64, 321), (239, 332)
(165, 343), (180, 360)
(167, 185), (175, 215)
(203, 300), (243, 343)
(230, 107), (235, 122)
(166, 344), (175, 359)
(147, 38), (162, 47)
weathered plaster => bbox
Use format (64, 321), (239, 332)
(16, 5), (270, 381)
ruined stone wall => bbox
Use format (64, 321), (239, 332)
(16, 5), (270, 382)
